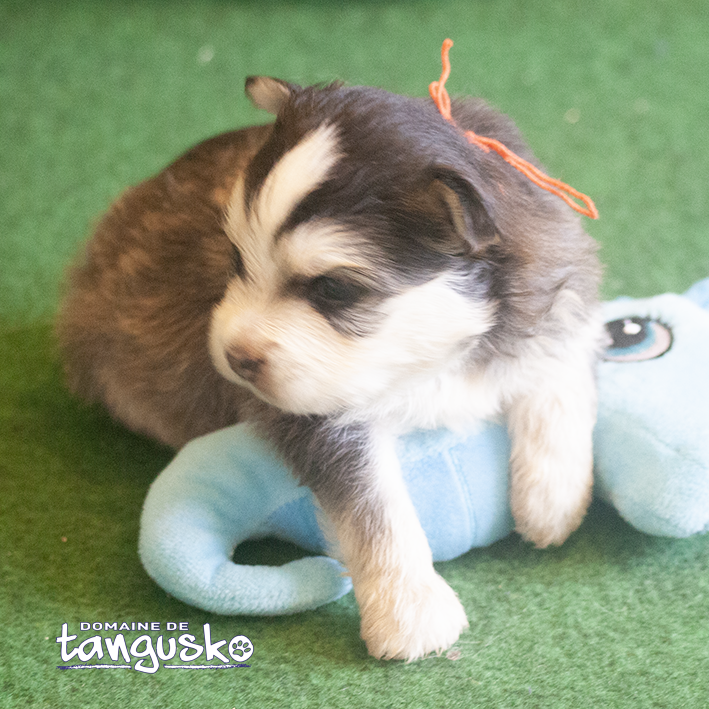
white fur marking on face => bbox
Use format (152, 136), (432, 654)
(254, 123), (341, 237)
(223, 124), (341, 287)
(280, 221), (372, 278)
(211, 266), (498, 419)
(273, 274), (493, 416)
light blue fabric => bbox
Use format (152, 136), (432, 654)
(593, 281), (709, 537)
(139, 279), (709, 615)
(139, 426), (350, 614)
(685, 277), (709, 309)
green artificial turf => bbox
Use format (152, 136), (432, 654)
(2, 1), (709, 707)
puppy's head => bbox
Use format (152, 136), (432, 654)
(208, 78), (519, 415)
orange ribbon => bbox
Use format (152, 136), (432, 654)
(429, 39), (598, 219)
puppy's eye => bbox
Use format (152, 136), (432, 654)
(307, 275), (365, 311)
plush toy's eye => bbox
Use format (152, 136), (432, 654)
(602, 317), (673, 362)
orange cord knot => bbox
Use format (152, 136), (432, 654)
(429, 39), (599, 220)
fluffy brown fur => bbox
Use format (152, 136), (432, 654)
(57, 126), (272, 447)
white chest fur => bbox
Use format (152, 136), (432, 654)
(337, 357), (506, 434)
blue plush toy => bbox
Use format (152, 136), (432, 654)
(139, 279), (709, 615)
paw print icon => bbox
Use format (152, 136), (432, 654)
(228, 636), (253, 662)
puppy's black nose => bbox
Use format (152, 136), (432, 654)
(225, 347), (265, 382)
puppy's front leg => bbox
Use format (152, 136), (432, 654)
(339, 429), (470, 661)
(507, 354), (597, 549)
(273, 418), (468, 661)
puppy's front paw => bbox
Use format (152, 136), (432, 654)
(511, 462), (593, 548)
(358, 571), (469, 662)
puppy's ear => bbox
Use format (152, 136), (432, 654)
(429, 167), (498, 253)
(245, 76), (296, 115)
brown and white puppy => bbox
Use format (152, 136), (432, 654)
(57, 75), (603, 661)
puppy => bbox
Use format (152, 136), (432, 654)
(57, 73), (603, 661)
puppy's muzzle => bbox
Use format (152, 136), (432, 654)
(225, 345), (266, 383)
